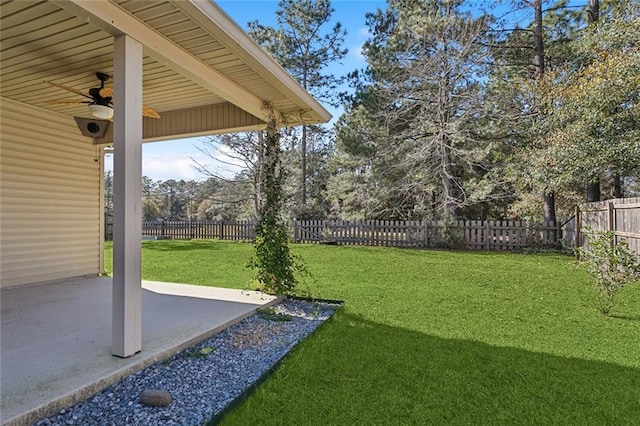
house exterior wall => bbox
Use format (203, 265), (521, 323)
(0, 97), (102, 288)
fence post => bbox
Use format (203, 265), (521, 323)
(607, 202), (615, 232)
(484, 220), (490, 250)
(608, 201), (615, 247)
(422, 220), (427, 248)
(292, 219), (298, 243)
(574, 205), (581, 258)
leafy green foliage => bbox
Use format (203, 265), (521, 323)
(507, 4), (640, 218)
(248, 230), (298, 295)
(248, 122), (308, 296)
(186, 346), (215, 358)
(535, 16), (640, 187)
(579, 228), (640, 315)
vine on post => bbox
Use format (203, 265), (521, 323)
(248, 113), (303, 295)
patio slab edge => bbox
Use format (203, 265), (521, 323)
(2, 295), (284, 426)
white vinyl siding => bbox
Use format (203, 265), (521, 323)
(0, 98), (101, 288)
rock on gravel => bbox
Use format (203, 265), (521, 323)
(139, 390), (172, 407)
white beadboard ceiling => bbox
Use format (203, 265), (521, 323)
(0, 0), (330, 129)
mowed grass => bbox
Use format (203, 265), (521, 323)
(104, 240), (640, 424)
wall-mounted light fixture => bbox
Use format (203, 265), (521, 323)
(74, 116), (111, 138)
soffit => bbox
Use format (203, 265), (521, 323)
(0, 0), (330, 128)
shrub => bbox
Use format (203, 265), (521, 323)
(578, 228), (640, 315)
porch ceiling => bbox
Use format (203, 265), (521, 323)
(0, 0), (330, 138)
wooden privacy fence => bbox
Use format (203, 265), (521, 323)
(141, 220), (255, 241)
(134, 219), (560, 250)
(292, 219), (559, 250)
(565, 197), (640, 261)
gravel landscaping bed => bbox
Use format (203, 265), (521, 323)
(36, 298), (340, 426)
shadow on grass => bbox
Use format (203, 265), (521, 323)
(141, 240), (234, 252)
(608, 314), (640, 322)
(217, 310), (640, 425)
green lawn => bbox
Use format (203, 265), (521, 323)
(105, 240), (640, 424)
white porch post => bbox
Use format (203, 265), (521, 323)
(112, 35), (143, 358)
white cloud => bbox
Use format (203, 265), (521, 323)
(358, 27), (371, 37)
(352, 27), (371, 61)
(104, 141), (248, 182)
(215, 144), (248, 170)
(353, 43), (366, 61)
(142, 152), (203, 181)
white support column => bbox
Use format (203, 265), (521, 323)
(112, 35), (143, 358)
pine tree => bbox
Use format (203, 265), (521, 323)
(337, 0), (495, 220)
(248, 0), (347, 211)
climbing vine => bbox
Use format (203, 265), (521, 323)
(248, 115), (305, 295)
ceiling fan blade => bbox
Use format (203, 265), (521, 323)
(99, 87), (158, 118)
(142, 105), (161, 119)
(44, 81), (93, 100)
(47, 100), (92, 105)
(99, 87), (114, 98)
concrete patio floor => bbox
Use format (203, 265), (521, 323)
(0, 277), (281, 426)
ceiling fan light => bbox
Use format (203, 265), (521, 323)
(88, 104), (114, 120)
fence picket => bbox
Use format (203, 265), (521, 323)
(133, 218), (568, 250)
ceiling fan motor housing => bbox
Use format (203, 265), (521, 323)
(88, 87), (112, 105)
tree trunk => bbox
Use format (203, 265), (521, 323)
(442, 144), (457, 220)
(543, 191), (557, 223)
(301, 124), (307, 206)
(587, 0), (600, 23)
(533, 0), (545, 77)
(585, 0), (601, 201)
(431, 191), (437, 219)
(534, 0), (557, 223)
(253, 131), (265, 218)
(586, 181), (601, 202)
(613, 175), (623, 198)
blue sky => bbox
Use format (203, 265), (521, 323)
(106, 0), (583, 181)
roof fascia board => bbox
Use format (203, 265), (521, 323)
(50, 0), (270, 122)
(178, 0), (332, 124)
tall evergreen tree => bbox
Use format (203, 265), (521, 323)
(337, 0), (494, 220)
(248, 0), (347, 211)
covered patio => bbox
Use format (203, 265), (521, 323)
(1, 2), (328, 424)
(0, 277), (281, 425)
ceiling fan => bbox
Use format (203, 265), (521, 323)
(45, 72), (160, 119)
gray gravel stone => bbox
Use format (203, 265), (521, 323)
(35, 299), (338, 426)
